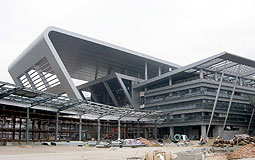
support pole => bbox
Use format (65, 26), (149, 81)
(25, 107), (29, 142)
(79, 115), (82, 141)
(206, 64), (226, 138)
(118, 119), (121, 140)
(137, 120), (140, 138)
(200, 69), (204, 79)
(154, 120), (157, 139)
(169, 78), (172, 85)
(158, 66), (161, 76)
(247, 107), (255, 134)
(145, 62), (148, 80)
(55, 112), (59, 141)
(97, 118), (100, 141)
(221, 67), (240, 137)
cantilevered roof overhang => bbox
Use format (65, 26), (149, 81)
(134, 52), (255, 89)
(8, 26), (181, 99)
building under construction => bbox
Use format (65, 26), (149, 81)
(1, 27), (255, 142)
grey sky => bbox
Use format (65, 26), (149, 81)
(1, 0), (255, 83)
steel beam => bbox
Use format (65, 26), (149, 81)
(34, 65), (50, 88)
(116, 76), (134, 107)
(0, 87), (23, 99)
(103, 81), (119, 106)
(58, 100), (84, 112)
(241, 69), (255, 77)
(31, 94), (59, 107)
(220, 65), (240, 137)
(24, 72), (36, 89)
(215, 62), (237, 71)
(206, 63), (226, 137)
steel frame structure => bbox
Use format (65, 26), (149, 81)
(0, 81), (165, 141)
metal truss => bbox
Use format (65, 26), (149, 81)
(0, 81), (165, 121)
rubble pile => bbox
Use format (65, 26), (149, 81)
(137, 138), (154, 147)
(213, 134), (255, 148)
(227, 144), (255, 159)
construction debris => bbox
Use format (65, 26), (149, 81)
(123, 139), (146, 147)
(145, 150), (177, 160)
(137, 138), (154, 147)
(213, 134), (255, 147)
(227, 144), (255, 159)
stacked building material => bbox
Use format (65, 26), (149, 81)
(213, 134), (255, 147)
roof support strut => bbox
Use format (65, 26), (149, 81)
(220, 65), (240, 137)
(207, 62), (226, 138)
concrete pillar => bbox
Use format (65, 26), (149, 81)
(97, 118), (100, 141)
(158, 66), (161, 76)
(118, 119), (121, 140)
(145, 62), (148, 80)
(169, 78), (172, 85)
(79, 115), (82, 141)
(201, 125), (206, 138)
(55, 112), (59, 141)
(25, 107), (29, 142)
(200, 69), (204, 79)
(170, 127), (174, 139)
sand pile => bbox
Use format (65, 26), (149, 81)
(227, 144), (255, 159)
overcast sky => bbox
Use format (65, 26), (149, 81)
(1, 0), (255, 83)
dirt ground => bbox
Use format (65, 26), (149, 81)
(1, 141), (254, 160)
(0, 142), (199, 160)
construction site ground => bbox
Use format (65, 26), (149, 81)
(0, 140), (255, 160)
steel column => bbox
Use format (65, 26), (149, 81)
(158, 66), (161, 76)
(200, 69), (204, 79)
(79, 115), (82, 141)
(247, 107), (255, 134)
(169, 78), (172, 85)
(25, 107), (29, 142)
(55, 112), (59, 141)
(206, 63), (226, 137)
(137, 120), (140, 138)
(154, 120), (157, 139)
(145, 62), (148, 80)
(97, 118), (100, 141)
(118, 119), (121, 140)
